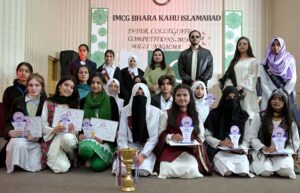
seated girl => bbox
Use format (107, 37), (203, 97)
(250, 88), (300, 179)
(155, 84), (212, 179)
(5, 73), (47, 173)
(113, 83), (165, 176)
(204, 86), (252, 177)
(41, 77), (79, 173)
(78, 74), (119, 172)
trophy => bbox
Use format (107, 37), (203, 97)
(119, 148), (137, 192)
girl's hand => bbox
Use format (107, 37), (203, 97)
(171, 134), (183, 142)
(8, 130), (23, 138)
(219, 138), (233, 148)
(68, 123), (77, 135)
(93, 136), (103, 144)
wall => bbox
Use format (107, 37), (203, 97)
(0, 0), (90, 101)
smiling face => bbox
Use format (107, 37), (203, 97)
(59, 80), (74, 97)
(91, 76), (103, 94)
(104, 52), (114, 65)
(175, 88), (190, 109)
(129, 58), (137, 68)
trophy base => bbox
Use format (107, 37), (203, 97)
(121, 187), (136, 192)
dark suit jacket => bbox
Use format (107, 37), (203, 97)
(151, 94), (161, 109)
(120, 67), (144, 100)
(69, 59), (97, 77)
(178, 47), (213, 86)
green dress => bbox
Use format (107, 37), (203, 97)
(78, 91), (116, 172)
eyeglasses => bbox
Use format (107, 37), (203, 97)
(190, 35), (200, 39)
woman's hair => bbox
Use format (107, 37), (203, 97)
(52, 76), (79, 108)
(133, 75), (147, 85)
(74, 65), (92, 84)
(167, 84), (200, 134)
(27, 73), (45, 90)
(261, 89), (294, 148)
(150, 48), (166, 70)
(229, 36), (255, 67)
(105, 49), (115, 57)
(16, 62), (33, 73)
(90, 73), (104, 86)
(78, 44), (89, 52)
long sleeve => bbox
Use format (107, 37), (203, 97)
(117, 106), (129, 149)
(240, 119), (251, 148)
(291, 122), (300, 151)
(284, 58), (297, 94)
(242, 59), (259, 92)
(143, 66), (154, 88)
(249, 114), (265, 151)
(178, 52), (192, 84)
(141, 107), (163, 157)
(200, 52), (213, 83)
(204, 129), (220, 148)
(41, 102), (55, 142)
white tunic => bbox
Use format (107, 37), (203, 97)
(250, 114), (300, 179)
(259, 58), (297, 111)
(6, 138), (41, 173)
(225, 58), (259, 119)
(41, 102), (78, 173)
(204, 119), (252, 176)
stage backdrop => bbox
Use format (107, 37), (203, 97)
(90, 0), (223, 86)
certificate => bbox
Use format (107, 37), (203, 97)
(52, 106), (84, 131)
(168, 139), (200, 146)
(24, 116), (42, 138)
(91, 118), (119, 142)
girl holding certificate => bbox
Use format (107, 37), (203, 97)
(5, 73), (47, 173)
(204, 86), (251, 177)
(154, 84), (212, 179)
(41, 77), (79, 173)
(78, 73), (119, 172)
(250, 88), (299, 179)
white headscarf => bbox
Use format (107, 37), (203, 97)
(191, 81), (209, 122)
(127, 83), (151, 116)
(128, 55), (139, 76)
(105, 78), (120, 97)
(105, 78), (124, 112)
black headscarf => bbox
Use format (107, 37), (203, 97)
(131, 95), (149, 143)
(204, 86), (249, 144)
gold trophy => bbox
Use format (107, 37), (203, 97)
(119, 148), (137, 192)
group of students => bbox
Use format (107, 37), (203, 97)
(1, 33), (299, 181)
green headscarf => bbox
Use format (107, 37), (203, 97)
(84, 91), (111, 120)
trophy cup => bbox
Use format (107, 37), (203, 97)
(119, 148), (137, 192)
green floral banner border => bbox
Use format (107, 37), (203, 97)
(224, 10), (242, 71)
(90, 8), (108, 67)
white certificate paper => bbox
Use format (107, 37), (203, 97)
(168, 139), (200, 146)
(52, 107), (84, 131)
(91, 118), (119, 142)
(24, 116), (42, 137)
